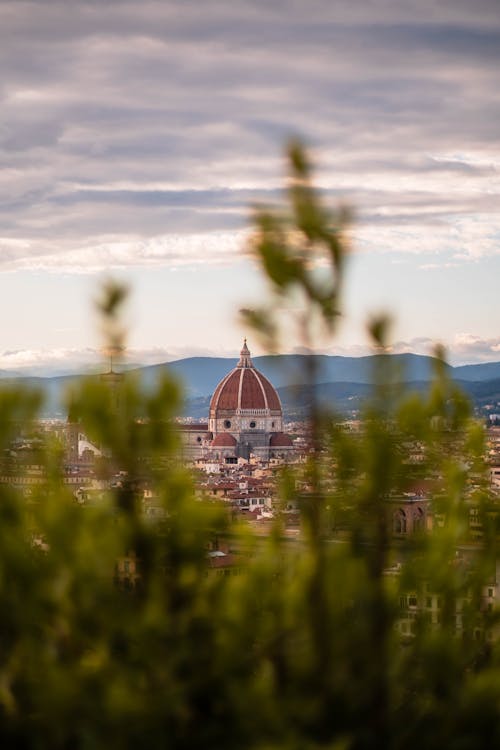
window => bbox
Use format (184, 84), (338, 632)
(224, 420), (231, 429)
(413, 507), (424, 531)
(426, 597), (432, 608)
(250, 421), (256, 428)
(393, 509), (407, 534)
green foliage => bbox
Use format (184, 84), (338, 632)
(241, 138), (350, 354)
(0, 145), (499, 749)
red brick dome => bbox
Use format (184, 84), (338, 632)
(209, 340), (282, 417)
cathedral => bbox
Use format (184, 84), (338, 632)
(66, 340), (294, 465)
(181, 340), (294, 462)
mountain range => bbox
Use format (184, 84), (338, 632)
(1, 353), (500, 419)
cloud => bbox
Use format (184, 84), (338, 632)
(0, 0), (499, 272)
(0, 346), (104, 376)
(383, 334), (500, 365)
(0, 342), (245, 376)
(451, 333), (500, 363)
(3, 331), (500, 377)
(0, 230), (253, 273)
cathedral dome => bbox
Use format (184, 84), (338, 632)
(209, 340), (282, 417)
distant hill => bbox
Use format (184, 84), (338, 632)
(136, 354), (500, 398)
(0, 374), (83, 418)
(131, 352), (449, 398)
(135, 357), (240, 398)
(274, 378), (500, 419)
(182, 377), (500, 421)
(452, 361), (500, 382)
(459, 377), (500, 408)
(0, 371), (20, 378)
(1, 353), (500, 418)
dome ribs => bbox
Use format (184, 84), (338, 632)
(209, 341), (283, 433)
(240, 369), (267, 410)
(210, 365), (282, 413)
(212, 370), (241, 411)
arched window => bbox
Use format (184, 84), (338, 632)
(393, 509), (407, 534)
(413, 507), (424, 532)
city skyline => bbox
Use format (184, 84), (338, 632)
(1, 0), (500, 373)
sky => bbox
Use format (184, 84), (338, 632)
(1, 0), (500, 374)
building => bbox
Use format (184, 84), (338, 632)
(180, 340), (295, 463)
(65, 365), (124, 465)
(63, 341), (294, 465)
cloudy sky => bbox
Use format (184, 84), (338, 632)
(1, 0), (500, 373)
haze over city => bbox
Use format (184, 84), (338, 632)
(1, 0), (500, 374)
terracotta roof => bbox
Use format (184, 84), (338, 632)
(269, 432), (294, 447)
(210, 342), (282, 415)
(212, 433), (237, 447)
